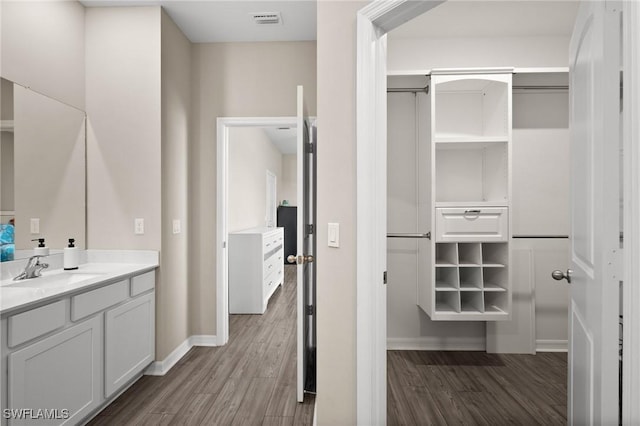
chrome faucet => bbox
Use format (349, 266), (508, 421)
(13, 255), (49, 281)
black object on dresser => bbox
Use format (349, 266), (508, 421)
(277, 206), (297, 263)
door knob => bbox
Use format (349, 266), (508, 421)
(287, 254), (314, 264)
(551, 269), (573, 284)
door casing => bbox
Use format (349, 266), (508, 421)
(355, 0), (640, 424)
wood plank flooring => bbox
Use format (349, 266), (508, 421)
(388, 350), (568, 425)
(89, 265), (314, 426)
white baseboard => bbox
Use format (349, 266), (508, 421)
(387, 337), (486, 351)
(189, 335), (218, 346)
(536, 339), (568, 352)
(145, 334), (217, 376)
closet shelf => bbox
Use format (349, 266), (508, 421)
(434, 135), (508, 144)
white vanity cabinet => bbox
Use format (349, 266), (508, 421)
(7, 315), (102, 426)
(1, 268), (156, 426)
(104, 276), (155, 397)
(229, 227), (284, 314)
(419, 69), (513, 321)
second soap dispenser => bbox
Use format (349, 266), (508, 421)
(63, 238), (79, 270)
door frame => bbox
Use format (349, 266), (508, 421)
(355, 1), (443, 424)
(622, 1), (640, 423)
(356, 0), (640, 424)
(216, 116), (297, 345)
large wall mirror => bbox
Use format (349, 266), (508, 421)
(0, 78), (86, 262)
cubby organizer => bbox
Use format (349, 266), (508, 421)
(433, 242), (508, 318)
(418, 68), (512, 322)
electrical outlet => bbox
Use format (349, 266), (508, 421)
(134, 218), (144, 235)
(30, 218), (40, 234)
(172, 219), (181, 234)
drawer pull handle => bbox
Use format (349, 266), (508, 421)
(464, 209), (481, 214)
(269, 265), (273, 269)
(266, 243), (271, 247)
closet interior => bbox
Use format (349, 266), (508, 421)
(387, 68), (570, 351)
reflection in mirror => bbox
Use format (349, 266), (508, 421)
(0, 78), (86, 261)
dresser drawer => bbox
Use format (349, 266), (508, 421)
(263, 230), (284, 253)
(8, 300), (66, 347)
(435, 207), (508, 242)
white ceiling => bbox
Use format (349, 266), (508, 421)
(80, 0), (316, 43)
(263, 126), (297, 154)
(389, 1), (579, 39)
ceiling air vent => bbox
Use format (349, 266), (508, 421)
(251, 12), (282, 25)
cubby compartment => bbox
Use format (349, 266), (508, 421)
(435, 142), (508, 204)
(482, 267), (508, 292)
(435, 243), (458, 266)
(482, 243), (508, 266)
(436, 291), (460, 313)
(433, 77), (509, 141)
(460, 291), (484, 313)
(459, 267), (483, 290)
(435, 267), (459, 291)
(458, 243), (481, 265)
(484, 292), (508, 314)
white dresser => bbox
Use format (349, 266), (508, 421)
(229, 227), (284, 314)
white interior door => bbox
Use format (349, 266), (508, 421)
(294, 85), (316, 402)
(566, 2), (621, 424)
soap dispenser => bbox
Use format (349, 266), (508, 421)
(64, 238), (79, 270)
(32, 238), (49, 256)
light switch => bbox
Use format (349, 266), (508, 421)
(328, 223), (340, 248)
(135, 218), (145, 235)
(172, 219), (181, 234)
(30, 218), (40, 234)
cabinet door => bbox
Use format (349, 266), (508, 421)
(8, 315), (102, 425)
(104, 292), (155, 397)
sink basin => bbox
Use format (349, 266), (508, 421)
(2, 272), (102, 290)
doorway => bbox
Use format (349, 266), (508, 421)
(356, 1), (639, 424)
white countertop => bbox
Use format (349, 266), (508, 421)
(0, 260), (158, 316)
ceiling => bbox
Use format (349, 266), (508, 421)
(263, 126), (297, 155)
(80, 0), (317, 43)
(389, 1), (579, 39)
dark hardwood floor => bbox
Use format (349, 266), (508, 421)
(89, 265), (314, 425)
(388, 350), (567, 425)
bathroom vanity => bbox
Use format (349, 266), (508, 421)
(0, 251), (158, 425)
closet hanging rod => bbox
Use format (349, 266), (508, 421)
(387, 85), (429, 94)
(513, 85), (569, 91)
(387, 232), (431, 239)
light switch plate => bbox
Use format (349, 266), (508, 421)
(328, 223), (340, 248)
(30, 218), (40, 234)
(134, 218), (144, 235)
(172, 219), (181, 234)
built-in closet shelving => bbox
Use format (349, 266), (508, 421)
(419, 68), (513, 321)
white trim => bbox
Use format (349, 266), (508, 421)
(513, 67), (569, 74)
(356, 2), (442, 425)
(387, 337), (485, 351)
(622, 1), (640, 424)
(535, 339), (569, 353)
(189, 335), (218, 347)
(144, 338), (191, 376)
(312, 398), (317, 426)
(144, 335), (218, 376)
(216, 117), (297, 348)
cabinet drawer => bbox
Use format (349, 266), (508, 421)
(435, 207), (508, 242)
(72, 279), (129, 321)
(263, 251), (283, 276)
(8, 300), (66, 348)
(131, 270), (155, 296)
(263, 230), (284, 253)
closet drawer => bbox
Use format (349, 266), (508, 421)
(264, 253), (282, 276)
(435, 207), (508, 242)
